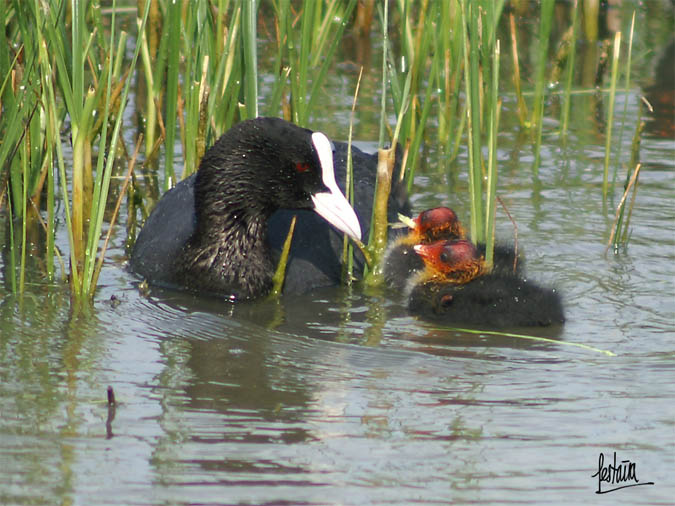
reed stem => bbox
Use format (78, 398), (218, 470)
(270, 216), (296, 297)
(531, 0), (554, 171)
(242, 0), (259, 119)
(602, 31), (622, 200)
(163, 0), (181, 190)
(378, 0), (389, 148)
(561, 0), (579, 141)
(342, 66), (364, 284)
(611, 11), (636, 188)
(461, 0), (484, 243)
(484, 41), (501, 271)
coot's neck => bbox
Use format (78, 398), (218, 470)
(180, 162), (280, 300)
(185, 204), (275, 300)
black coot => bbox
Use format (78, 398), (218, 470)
(130, 117), (409, 300)
(408, 239), (564, 327)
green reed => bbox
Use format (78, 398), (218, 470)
(509, 12), (529, 128)
(382, 0), (458, 185)
(270, 215), (296, 297)
(608, 96), (645, 251)
(5, 191), (16, 293)
(1, 1), (59, 290)
(275, 0), (356, 126)
(162, 0), (182, 190)
(358, 0), (392, 286)
(377, 0), (390, 148)
(198, 1), (244, 169)
(459, 0), (502, 252)
(484, 42), (501, 271)
(0, 0), (151, 298)
(461, 0), (483, 242)
(560, 0), (579, 141)
(370, 0), (503, 263)
(402, 1), (436, 185)
(583, 0), (600, 42)
(242, 0), (259, 119)
(607, 163), (641, 252)
(602, 31), (622, 200)
(531, 0), (554, 171)
(341, 67), (364, 285)
(610, 11), (636, 190)
(139, 0), (166, 161)
(437, 1), (465, 157)
(85, 2), (151, 297)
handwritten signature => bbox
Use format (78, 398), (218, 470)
(591, 452), (655, 494)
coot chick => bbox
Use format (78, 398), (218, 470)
(383, 207), (464, 290)
(413, 206), (466, 242)
(413, 207), (525, 278)
(383, 206), (524, 289)
(412, 239), (485, 284)
(131, 117), (410, 299)
(408, 240), (564, 328)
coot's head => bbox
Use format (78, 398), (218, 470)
(412, 206), (465, 243)
(195, 117), (361, 241)
(414, 239), (485, 284)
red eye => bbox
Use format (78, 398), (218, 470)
(440, 294), (454, 308)
(295, 162), (310, 173)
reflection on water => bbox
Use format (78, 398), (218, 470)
(644, 38), (675, 139)
(3, 188), (674, 504)
(2, 3), (675, 505)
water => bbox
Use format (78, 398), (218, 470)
(2, 6), (675, 506)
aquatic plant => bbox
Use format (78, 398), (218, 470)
(1, 0), (150, 299)
(0, 0), (648, 302)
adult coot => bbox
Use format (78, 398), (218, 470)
(131, 117), (409, 299)
(408, 239), (564, 327)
